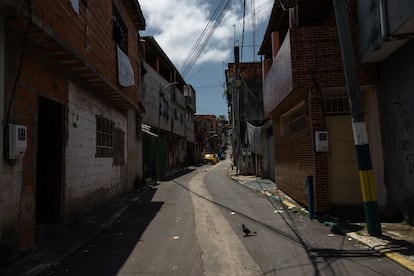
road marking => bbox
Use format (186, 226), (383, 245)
(381, 250), (414, 272)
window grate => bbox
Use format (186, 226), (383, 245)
(96, 115), (114, 157)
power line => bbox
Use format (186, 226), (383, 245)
(181, 0), (232, 77)
(251, 0), (256, 61)
(195, 84), (224, 90)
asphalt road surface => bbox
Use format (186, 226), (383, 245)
(41, 160), (412, 275)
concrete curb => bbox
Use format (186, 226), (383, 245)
(347, 232), (414, 273)
(229, 171), (414, 273)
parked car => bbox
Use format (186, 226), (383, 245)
(203, 153), (218, 164)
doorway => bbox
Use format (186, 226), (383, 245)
(326, 115), (362, 205)
(36, 97), (64, 225)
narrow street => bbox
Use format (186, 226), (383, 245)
(41, 160), (412, 276)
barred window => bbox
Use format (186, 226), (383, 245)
(96, 116), (114, 157)
(321, 88), (368, 115)
(323, 89), (350, 115)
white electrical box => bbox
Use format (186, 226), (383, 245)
(9, 124), (27, 159)
(315, 131), (328, 152)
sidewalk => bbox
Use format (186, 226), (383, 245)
(1, 186), (151, 276)
(229, 167), (414, 273)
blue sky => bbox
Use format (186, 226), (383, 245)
(139, 0), (273, 118)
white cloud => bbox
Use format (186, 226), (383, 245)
(139, 0), (273, 72)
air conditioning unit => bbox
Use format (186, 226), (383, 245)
(9, 124), (27, 160)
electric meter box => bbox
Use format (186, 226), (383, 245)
(9, 123), (27, 159)
(315, 131), (328, 152)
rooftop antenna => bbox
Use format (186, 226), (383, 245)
(233, 24), (236, 47)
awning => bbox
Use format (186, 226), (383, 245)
(141, 124), (158, 137)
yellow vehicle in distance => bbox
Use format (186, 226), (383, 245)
(203, 153), (219, 165)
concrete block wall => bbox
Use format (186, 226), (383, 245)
(379, 39), (414, 223)
(66, 82), (127, 220)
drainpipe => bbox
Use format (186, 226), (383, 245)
(0, 17), (4, 240)
(234, 46), (240, 172)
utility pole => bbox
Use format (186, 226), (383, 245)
(332, 0), (381, 235)
(233, 46), (240, 173)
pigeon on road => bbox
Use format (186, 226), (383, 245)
(242, 224), (257, 237)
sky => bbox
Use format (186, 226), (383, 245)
(139, 0), (274, 119)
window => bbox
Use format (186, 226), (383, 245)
(280, 102), (306, 136)
(161, 99), (169, 119)
(96, 116), (114, 157)
(112, 3), (128, 53)
(323, 89), (350, 115)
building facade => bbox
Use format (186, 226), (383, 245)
(357, 0), (414, 223)
(141, 36), (195, 180)
(195, 115), (220, 161)
(259, 1), (381, 213)
(226, 60), (268, 176)
(1, 0), (145, 259)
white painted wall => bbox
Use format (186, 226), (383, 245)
(66, 82), (127, 205)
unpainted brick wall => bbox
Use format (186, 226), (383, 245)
(1, 38), (69, 254)
(290, 25), (377, 89)
(268, 24), (377, 213)
(32, 0), (140, 102)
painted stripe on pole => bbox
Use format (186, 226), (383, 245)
(363, 200), (382, 234)
(352, 121), (368, 145)
(355, 144), (372, 170)
(359, 170), (377, 202)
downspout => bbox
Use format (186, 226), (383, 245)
(0, 17), (4, 240)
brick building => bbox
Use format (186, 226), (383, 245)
(195, 115), (220, 161)
(259, 1), (382, 213)
(0, 0), (145, 259)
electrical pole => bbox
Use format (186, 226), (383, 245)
(234, 46), (240, 173)
(332, 0), (381, 235)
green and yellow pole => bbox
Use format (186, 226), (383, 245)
(333, 0), (381, 235)
(353, 122), (382, 235)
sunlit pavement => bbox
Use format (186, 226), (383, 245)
(228, 164), (414, 273)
